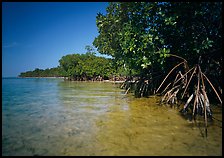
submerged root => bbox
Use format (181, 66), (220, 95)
(120, 77), (156, 98)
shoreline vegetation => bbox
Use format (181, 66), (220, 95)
(17, 76), (125, 83)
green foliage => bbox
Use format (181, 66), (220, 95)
(94, 2), (222, 87)
(85, 45), (96, 56)
(162, 3), (222, 64)
(93, 2), (174, 75)
(58, 52), (116, 80)
(19, 67), (62, 77)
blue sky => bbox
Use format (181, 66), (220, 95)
(2, 2), (109, 77)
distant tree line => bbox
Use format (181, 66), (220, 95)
(19, 67), (62, 77)
(19, 45), (129, 80)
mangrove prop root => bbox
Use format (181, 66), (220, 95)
(156, 61), (185, 93)
(173, 73), (180, 87)
(167, 89), (179, 104)
(201, 76), (208, 137)
(183, 93), (194, 109)
(157, 61), (220, 138)
(161, 84), (180, 104)
(125, 87), (131, 95)
(181, 66), (197, 99)
(173, 66), (195, 86)
(198, 93), (204, 111)
(193, 65), (201, 117)
(202, 73), (222, 104)
(161, 82), (171, 94)
(169, 54), (188, 63)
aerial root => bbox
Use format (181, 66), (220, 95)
(157, 61), (221, 138)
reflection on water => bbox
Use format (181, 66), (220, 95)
(2, 79), (222, 156)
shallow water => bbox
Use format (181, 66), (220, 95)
(2, 78), (222, 156)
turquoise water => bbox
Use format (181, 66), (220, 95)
(2, 78), (222, 156)
(2, 78), (129, 155)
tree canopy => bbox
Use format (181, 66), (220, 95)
(93, 2), (222, 86)
(19, 67), (63, 77)
(58, 52), (115, 80)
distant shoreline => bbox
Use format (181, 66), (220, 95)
(8, 77), (125, 83)
(64, 79), (125, 84)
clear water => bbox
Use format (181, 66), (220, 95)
(2, 78), (222, 156)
